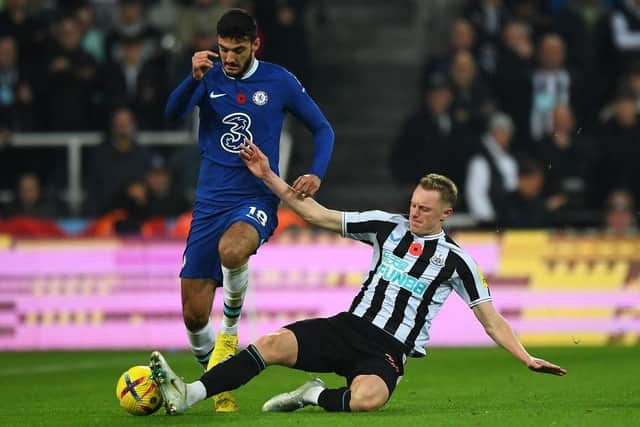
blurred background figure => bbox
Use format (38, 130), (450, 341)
(494, 20), (534, 149)
(592, 90), (640, 208)
(146, 162), (191, 217)
(0, 34), (35, 131)
(448, 50), (495, 134)
(530, 33), (573, 142)
(421, 18), (478, 91)
(3, 172), (61, 219)
(105, 0), (162, 63)
(603, 189), (638, 236)
(85, 107), (152, 215)
(44, 15), (98, 131)
(537, 104), (591, 214)
(465, 112), (518, 226)
(503, 155), (555, 228)
(100, 33), (169, 129)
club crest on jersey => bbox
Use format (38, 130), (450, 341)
(252, 90), (268, 106)
(430, 252), (445, 267)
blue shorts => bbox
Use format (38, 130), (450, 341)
(180, 198), (279, 284)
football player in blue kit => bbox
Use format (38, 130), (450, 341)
(164, 9), (334, 412)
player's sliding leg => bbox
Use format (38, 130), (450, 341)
(262, 375), (389, 413)
(261, 378), (326, 412)
(181, 278), (216, 369)
(209, 221), (259, 412)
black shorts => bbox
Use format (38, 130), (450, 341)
(284, 312), (407, 396)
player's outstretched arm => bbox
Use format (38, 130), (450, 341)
(239, 141), (342, 233)
(472, 301), (567, 376)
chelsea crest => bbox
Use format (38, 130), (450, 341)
(252, 91), (269, 106)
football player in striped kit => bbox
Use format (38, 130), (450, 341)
(150, 141), (565, 416)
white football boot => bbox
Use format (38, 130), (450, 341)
(262, 378), (325, 412)
(149, 351), (189, 415)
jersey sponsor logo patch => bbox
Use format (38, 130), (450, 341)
(252, 90), (268, 105)
(379, 251), (428, 296)
(220, 112), (253, 153)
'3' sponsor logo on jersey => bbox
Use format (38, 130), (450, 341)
(220, 112), (253, 153)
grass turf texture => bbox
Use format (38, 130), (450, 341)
(0, 347), (637, 426)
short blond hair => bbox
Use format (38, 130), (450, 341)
(418, 173), (458, 207)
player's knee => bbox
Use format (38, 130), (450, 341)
(254, 330), (296, 366)
(349, 385), (388, 412)
(218, 241), (248, 269)
(182, 304), (209, 331)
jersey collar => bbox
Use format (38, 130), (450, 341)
(223, 58), (260, 80)
(412, 230), (444, 240)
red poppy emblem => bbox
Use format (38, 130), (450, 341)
(236, 93), (247, 104)
(409, 242), (423, 256)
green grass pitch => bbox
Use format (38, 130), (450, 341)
(0, 346), (638, 426)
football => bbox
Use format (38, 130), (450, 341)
(116, 365), (163, 416)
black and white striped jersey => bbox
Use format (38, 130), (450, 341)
(341, 210), (491, 357)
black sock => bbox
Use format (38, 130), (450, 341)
(317, 387), (351, 412)
(199, 344), (266, 398)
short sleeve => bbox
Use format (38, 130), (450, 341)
(342, 210), (400, 244)
(448, 251), (492, 308)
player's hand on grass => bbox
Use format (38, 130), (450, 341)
(192, 50), (218, 80)
(239, 140), (271, 179)
(292, 174), (321, 199)
(527, 357), (567, 376)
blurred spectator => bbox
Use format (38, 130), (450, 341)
(592, 90), (640, 206)
(507, 0), (553, 38)
(168, 144), (200, 201)
(610, 0), (640, 76)
(174, 0), (226, 52)
(75, 2), (105, 64)
(602, 62), (640, 120)
(105, 0), (162, 63)
(554, 0), (611, 123)
(494, 20), (534, 148)
(603, 189), (638, 236)
(0, 35), (35, 131)
(4, 172), (61, 219)
(259, 0), (310, 82)
(530, 33), (572, 141)
(146, 164), (191, 217)
(390, 75), (458, 186)
(537, 104), (592, 210)
(100, 34), (169, 129)
(44, 15), (98, 130)
(465, 112), (519, 225)
(503, 156), (554, 228)
(448, 50), (495, 133)
(0, 0), (50, 69)
(85, 108), (152, 215)
(111, 179), (151, 234)
(464, 0), (511, 76)
(421, 18), (477, 91)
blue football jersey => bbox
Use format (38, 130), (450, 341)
(166, 60), (334, 206)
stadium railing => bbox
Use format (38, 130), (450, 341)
(10, 131), (195, 213)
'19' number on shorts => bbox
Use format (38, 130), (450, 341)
(247, 206), (268, 227)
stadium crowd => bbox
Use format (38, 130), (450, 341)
(0, 0), (638, 236)
(391, 0), (639, 232)
(0, 0), (312, 232)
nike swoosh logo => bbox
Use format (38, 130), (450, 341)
(209, 91), (226, 99)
